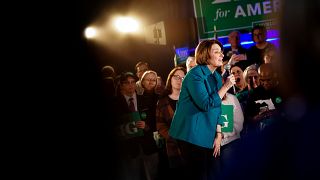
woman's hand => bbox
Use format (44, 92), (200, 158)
(218, 74), (236, 99)
(229, 54), (247, 65)
(225, 74), (236, 89)
(213, 132), (222, 157)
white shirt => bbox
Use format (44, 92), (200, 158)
(124, 93), (138, 112)
(221, 93), (244, 146)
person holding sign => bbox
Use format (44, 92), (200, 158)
(218, 92), (244, 179)
(112, 72), (159, 180)
(169, 39), (236, 180)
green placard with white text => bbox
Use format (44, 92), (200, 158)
(193, 0), (280, 39)
(221, 104), (234, 132)
(119, 112), (144, 139)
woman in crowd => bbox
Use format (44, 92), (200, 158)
(156, 66), (187, 179)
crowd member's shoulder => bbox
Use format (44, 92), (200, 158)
(185, 64), (199, 75)
(156, 95), (170, 108)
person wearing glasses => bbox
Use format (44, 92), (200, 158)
(156, 66), (187, 179)
(112, 72), (152, 180)
(244, 63), (281, 135)
(169, 39), (236, 180)
(113, 71), (161, 180)
(247, 25), (277, 66)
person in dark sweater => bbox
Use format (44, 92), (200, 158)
(246, 25), (277, 67)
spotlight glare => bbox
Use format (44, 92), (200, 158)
(114, 17), (139, 33)
(85, 27), (98, 39)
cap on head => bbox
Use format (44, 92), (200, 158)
(101, 65), (115, 77)
(119, 72), (138, 83)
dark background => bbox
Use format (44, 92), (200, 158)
(12, 0), (198, 178)
(82, 0), (198, 79)
(8, 0), (320, 179)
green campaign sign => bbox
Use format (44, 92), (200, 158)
(193, 0), (280, 39)
(119, 112), (144, 139)
(221, 104), (234, 132)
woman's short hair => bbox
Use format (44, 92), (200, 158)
(195, 39), (223, 65)
(243, 64), (259, 83)
(140, 70), (158, 86)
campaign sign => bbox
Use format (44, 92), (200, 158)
(221, 104), (234, 132)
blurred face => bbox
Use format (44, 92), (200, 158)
(264, 50), (275, 64)
(156, 76), (162, 87)
(228, 31), (240, 47)
(136, 64), (149, 79)
(207, 44), (224, 68)
(231, 66), (244, 86)
(253, 29), (266, 44)
(259, 72), (274, 91)
(246, 69), (260, 87)
(120, 77), (136, 96)
(171, 70), (185, 91)
(187, 59), (196, 72)
(142, 73), (157, 91)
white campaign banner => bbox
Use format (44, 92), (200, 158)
(144, 21), (167, 45)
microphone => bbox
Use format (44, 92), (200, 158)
(224, 64), (236, 94)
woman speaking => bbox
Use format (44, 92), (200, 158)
(169, 39), (236, 180)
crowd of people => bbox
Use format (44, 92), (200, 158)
(103, 25), (286, 180)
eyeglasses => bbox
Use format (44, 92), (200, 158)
(172, 75), (184, 81)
